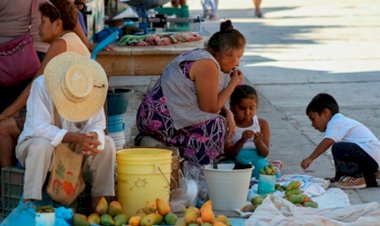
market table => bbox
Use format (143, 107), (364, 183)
(95, 40), (204, 76)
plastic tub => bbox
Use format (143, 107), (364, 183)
(203, 163), (253, 210)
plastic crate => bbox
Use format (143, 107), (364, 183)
(1, 167), (25, 219)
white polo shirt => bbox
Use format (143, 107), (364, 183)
(325, 113), (380, 168)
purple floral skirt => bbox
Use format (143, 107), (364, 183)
(135, 81), (227, 165)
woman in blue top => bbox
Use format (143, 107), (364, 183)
(225, 85), (270, 178)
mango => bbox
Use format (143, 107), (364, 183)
(87, 213), (100, 225)
(303, 201), (319, 208)
(213, 221), (227, 226)
(108, 200), (122, 216)
(251, 196), (264, 205)
(201, 223), (213, 226)
(216, 215), (231, 226)
(188, 224), (199, 226)
(286, 181), (301, 191)
(287, 194), (307, 204)
(174, 217), (186, 226)
(200, 200), (215, 223)
(96, 197), (109, 215)
(114, 214), (129, 226)
(184, 207), (200, 224)
(156, 198), (171, 216)
(141, 213), (162, 226)
(285, 188), (303, 197)
(164, 212), (178, 225)
(101, 214), (115, 226)
(73, 213), (90, 226)
(128, 215), (141, 226)
(145, 200), (157, 214)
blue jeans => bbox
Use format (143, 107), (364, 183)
(235, 148), (269, 179)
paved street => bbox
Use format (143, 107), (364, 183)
(186, 0), (380, 204)
(114, 0), (380, 205)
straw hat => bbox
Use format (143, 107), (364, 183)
(44, 52), (108, 122)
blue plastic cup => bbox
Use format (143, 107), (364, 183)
(258, 174), (276, 195)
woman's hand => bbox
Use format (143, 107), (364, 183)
(229, 68), (244, 87)
(0, 113), (9, 121)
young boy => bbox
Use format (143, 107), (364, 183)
(301, 93), (380, 189)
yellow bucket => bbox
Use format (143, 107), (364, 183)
(116, 148), (172, 216)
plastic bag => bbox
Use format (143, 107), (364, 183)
(170, 168), (199, 212)
(1, 200), (36, 226)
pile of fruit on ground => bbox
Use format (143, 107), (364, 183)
(241, 180), (319, 213)
(72, 198), (232, 226)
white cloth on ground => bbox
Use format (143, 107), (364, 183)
(245, 195), (380, 226)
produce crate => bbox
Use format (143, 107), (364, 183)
(1, 167), (25, 219)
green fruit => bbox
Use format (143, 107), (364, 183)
(285, 188), (303, 197)
(87, 213), (100, 225)
(114, 214), (129, 226)
(303, 201), (318, 208)
(73, 213), (90, 226)
(286, 181), (301, 191)
(251, 196), (264, 205)
(164, 212), (178, 225)
(101, 214), (115, 226)
(287, 194), (306, 204)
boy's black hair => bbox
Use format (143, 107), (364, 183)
(230, 84), (257, 106)
(306, 93), (339, 115)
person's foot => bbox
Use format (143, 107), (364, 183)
(333, 176), (366, 189)
(209, 15), (218, 20)
(255, 9), (263, 18)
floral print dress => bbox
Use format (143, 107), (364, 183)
(135, 61), (227, 165)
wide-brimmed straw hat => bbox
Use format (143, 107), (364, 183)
(44, 52), (108, 122)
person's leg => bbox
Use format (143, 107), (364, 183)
(209, 0), (217, 19)
(178, 116), (227, 165)
(0, 118), (20, 167)
(87, 136), (116, 198)
(15, 138), (55, 200)
(253, 0), (262, 17)
(332, 142), (378, 187)
(201, 0), (209, 18)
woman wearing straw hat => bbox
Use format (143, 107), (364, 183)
(15, 52), (115, 205)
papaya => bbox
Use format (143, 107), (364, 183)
(286, 180), (301, 191)
(303, 201), (319, 208)
(285, 188), (303, 197)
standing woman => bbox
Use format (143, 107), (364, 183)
(253, 0), (263, 18)
(0, 0), (90, 168)
(136, 20), (246, 165)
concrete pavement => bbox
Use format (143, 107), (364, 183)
(116, 0), (380, 205)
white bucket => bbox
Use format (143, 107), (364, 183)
(203, 163), (253, 210)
